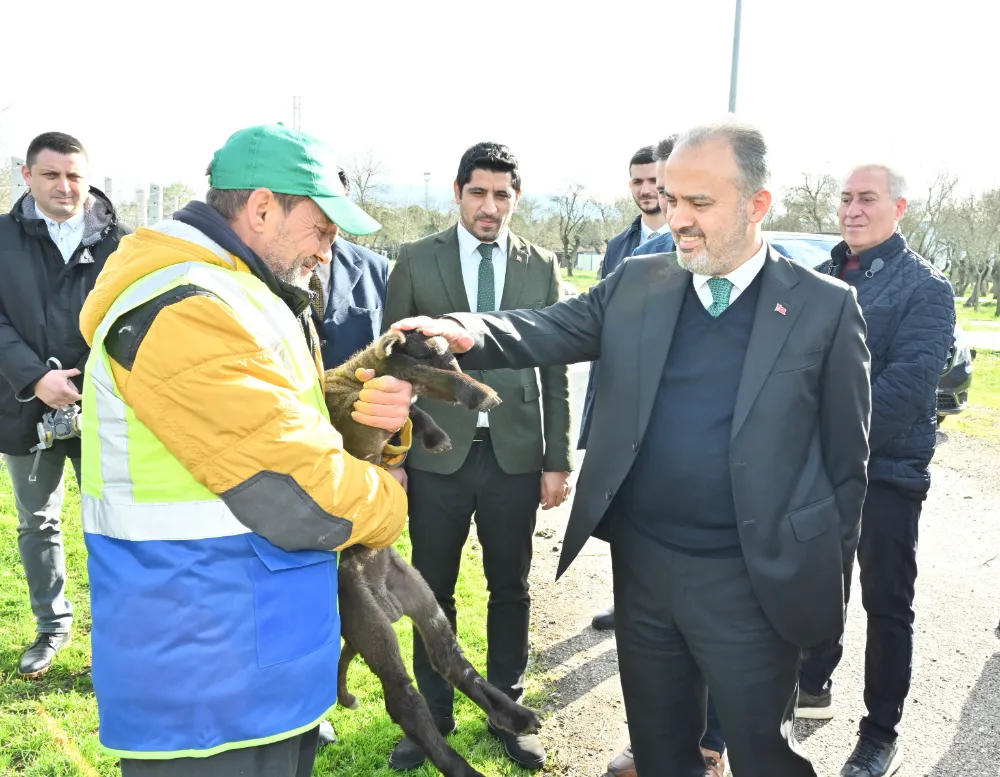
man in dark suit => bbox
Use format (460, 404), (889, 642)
(382, 142), (572, 772)
(390, 121), (872, 777)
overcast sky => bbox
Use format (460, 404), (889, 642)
(2, 0), (995, 209)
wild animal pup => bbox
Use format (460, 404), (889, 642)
(323, 329), (541, 777)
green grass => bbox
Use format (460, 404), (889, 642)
(0, 462), (537, 776)
(956, 297), (1000, 329)
(949, 347), (1000, 438)
(559, 268), (599, 295)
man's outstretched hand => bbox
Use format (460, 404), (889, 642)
(390, 317), (475, 354)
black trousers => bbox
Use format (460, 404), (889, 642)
(612, 520), (815, 777)
(407, 437), (541, 720)
(800, 480), (922, 743)
(119, 727), (319, 777)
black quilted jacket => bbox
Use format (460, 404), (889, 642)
(819, 232), (955, 495)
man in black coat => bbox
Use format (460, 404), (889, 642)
(797, 165), (955, 777)
(390, 121), (872, 777)
(0, 132), (129, 678)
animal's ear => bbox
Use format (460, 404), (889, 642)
(375, 330), (406, 358)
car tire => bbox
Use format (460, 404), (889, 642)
(937, 414), (946, 426)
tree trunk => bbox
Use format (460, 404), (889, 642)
(562, 238), (574, 276)
(966, 270), (987, 309)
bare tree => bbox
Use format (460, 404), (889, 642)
(552, 184), (594, 277)
(589, 195), (639, 254)
(938, 189), (1000, 310)
(347, 150), (388, 210)
(764, 173), (839, 233)
(899, 171), (960, 261)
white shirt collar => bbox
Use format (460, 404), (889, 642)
(35, 201), (86, 232)
(640, 218), (666, 243)
(457, 221), (508, 260)
(692, 239), (769, 292)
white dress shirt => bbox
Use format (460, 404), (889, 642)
(640, 218), (666, 244)
(690, 240), (769, 311)
(456, 222), (509, 427)
(35, 202), (86, 263)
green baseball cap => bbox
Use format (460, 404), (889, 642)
(209, 123), (381, 236)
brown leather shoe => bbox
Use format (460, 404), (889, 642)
(605, 745), (725, 777)
(606, 745), (636, 777)
(701, 747), (725, 777)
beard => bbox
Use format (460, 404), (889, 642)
(675, 203), (751, 276)
(261, 226), (312, 289)
(263, 254), (311, 289)
(634, 195), (661, 216)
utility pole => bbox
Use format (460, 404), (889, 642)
(728, 0), (742, 113)
(292, 96), (302, 130)
(423, 172), (431, 210)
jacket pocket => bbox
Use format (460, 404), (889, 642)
(787, 495), (836, 542)
(245, 533), (337, 668)
(772, 348), (825, 375)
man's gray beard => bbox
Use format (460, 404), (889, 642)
(263, 254), (309, 289)
(676, 207), (750, 276)
(677, 249), (731, 276)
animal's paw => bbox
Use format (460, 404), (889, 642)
(428, 439), (453, 454)
(338, 692), (360, 710)
(455, 380), (501, 412)
(492, 704), (541, 735)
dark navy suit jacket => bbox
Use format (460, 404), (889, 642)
(314, 238), (390, 369)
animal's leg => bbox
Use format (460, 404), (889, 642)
(409, 404), (452, 453)
(339, 584), (485, 777)
(337, 640), (360, 709)
(384, 550), (541, 735)
(402, 364), (500, 412)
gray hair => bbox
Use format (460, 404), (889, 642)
(674, 121), (770, 198)
(203, 162), (310, 222)
(847, 164), (907, 200)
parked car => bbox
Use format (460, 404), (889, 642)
(765, 231), (974, 424)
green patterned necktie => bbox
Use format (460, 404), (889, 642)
(707, 276), (734, 318)
(477, 242), (497, 312)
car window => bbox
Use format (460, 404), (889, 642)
(769, 238), (838, 271)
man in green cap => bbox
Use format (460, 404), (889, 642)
(78, 124), (413, 777)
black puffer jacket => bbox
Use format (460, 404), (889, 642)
(0, 188), (130, 456)
(820, 232), (955, 495)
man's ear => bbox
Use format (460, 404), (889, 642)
(453, 180), (462, 206)
(894, 197), (908, 222)
(748, 188), (773, 226)
(20, 165), (30, 186)
(244, 189), (276, 235)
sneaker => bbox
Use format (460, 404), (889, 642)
(18, 633), (71, 678)
(840, 736), (903, 777)
(317, 719), (337, 748)
(796, 687), (834, 720)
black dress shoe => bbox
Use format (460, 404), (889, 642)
(487, 720), (546, 770)
(19, 633), (71, 678)
(592, 604), (615, 631)
(317, 719), (337, 748)
(840, 736), (903, 777)
(389, 717), (456, 771)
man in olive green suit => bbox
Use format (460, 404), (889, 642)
(382, 142), (572, 772)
